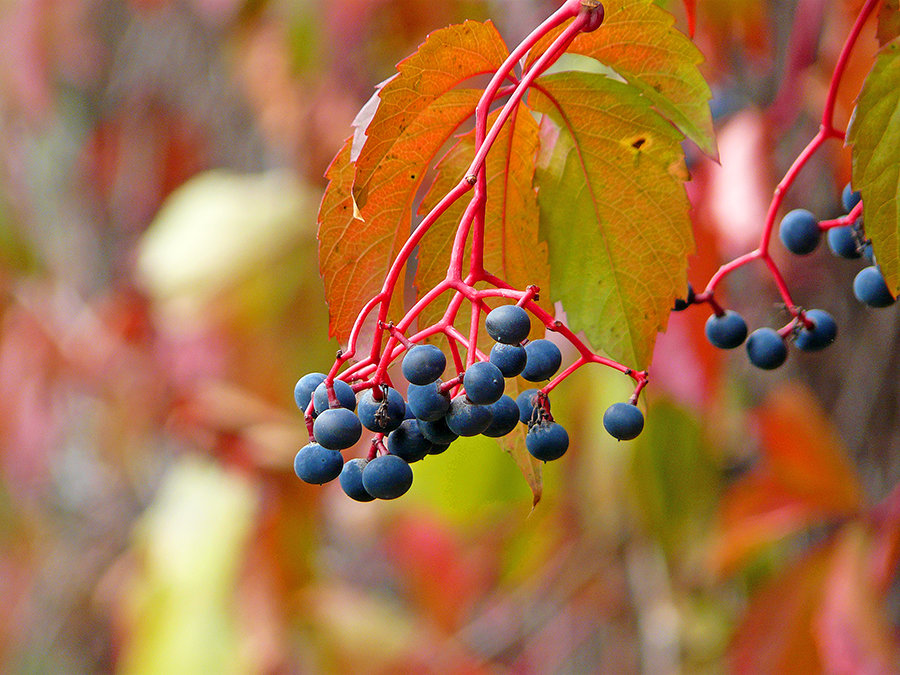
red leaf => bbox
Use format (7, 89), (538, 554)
(712, 383), (863, 573)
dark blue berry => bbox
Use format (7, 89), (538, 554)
(794, 309), (837, 351)
(826, 225), (862, 259)
(404, 402), (416, 420)
(602, 403), (644, 441)
(483, 395), (521, 438)
(294, 373), (326, 413)
(779, 209), (820, 255)
(339, 458), (375, 501)
(428, 442), (450, 455)
(863, 243), (875, 263)
(401, 344), (446, 385)
(489, 342), (527, 377)
(313, 380), (357, 415)
(526, 422), (569, 461)
(417, 418), (459, 445)
(485, 304), (531, 344)
(705, 310), (748, 349)
(842, 183), (862, 212)
(407, 380), (451, 421)
(673, 283), (695, 311)
(746, 328), (787, 369)
(463, 361), (505, 405)
(313, 407), (362, 450)
(294, 443), (343, 484)
(853, 266), (895, 308)
(516, 388), (544, 425)
(362, 454), (413, 500)
(521, 339), (562, 382)
(386, 419), (433, 463)
(357, 387), (406, 433)
(445, 396), (493, 437)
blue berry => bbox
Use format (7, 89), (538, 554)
(463, 361), (505, 405)
(521, 339), (562, 381)
(516, 388), (544, 425)
(746, 328), (787, 369)
(294, 373), (326, 413)
(339, 458), (375, 501)
(445, 396), (493, 437)
(779, 209), (820, 255)
(705, 310), (748, 349)
(313, 380), (357, 415)
(357, 387), (406, 433)
(526, 422), (569, 461)
(428, 442), (450, 455)
(362, 454), (413, 499)
(602, 403), (644, 441)
(417, 418), (459, 445)
(401, 344), (446, 385)
(485, 305), (531, 344)
(407, 379), (451, 421)
(853, 266), (895, 308)
(842, 183), (862, 212)
(794, 309), (837, 351)
(489, 342), (527, 377)
(483, 395), (521, 437)
(404, 402), (416, 420)
(313, 407), (362, 450)
(386, 419), (433, 463)
(826, 225), (861, 259)
(294, 443), (343, 484)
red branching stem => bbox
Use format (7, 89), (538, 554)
(543, 356), (588, 394)
(628, 372), (650, 405)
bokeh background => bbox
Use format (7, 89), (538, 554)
(0, 0), (897, 672)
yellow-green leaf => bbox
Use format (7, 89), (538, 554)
(531, 71), (693, 368)
(847, 38), (900, 296)
(526, 0), (715, 158)
(877, 0), (900, 46)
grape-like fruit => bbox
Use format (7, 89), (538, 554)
(294, 443), (343, 484)
(339, 458), (375, 502)
(362, 454), (413, 500)
(483, 395), (521, 437)
(526, 422), (569, 461)
(386, 419), (433, 463)
(417, 418), (459, 445)
(842, 183), (861, 212)
(489, 342), (527, 377)
(826, 225), (862, 259)
(705, 310), (748, 349)
(746, 328), (787, 369)
(853, 266), (895, 308)
(357, 387), (406, 433)
(521, 339), (562, 382)
(401, 344), (446, 385)
(485, 305), (531, 344)
(794, 309), (837, 351)
(407, 380), (451, 421)
(779, 209), (821, 255)
(428, 442), (450, 455)
(313, 407), (362, 450)
(294, 373), (326, 412)
(463, 361), (505, 405)
(673, 283), (695, 311)
(602, 402), (644, 441)
(313, 380), (357, 415)
(445, 396), (493, 437)
(516, 388), (544, 425)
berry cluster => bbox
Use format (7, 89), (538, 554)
(293, 303), (645, 501)
(678, 182), (895, 371)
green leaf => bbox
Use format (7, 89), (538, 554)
(318, 89), (483, 341)
(531, 71), (693, 368)
(526, 0), (716, 158)
(351, 20), (510, 198)
(119, 459), (257, 675)
(848, 38), (900, 296)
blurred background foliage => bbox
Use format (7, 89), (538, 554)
(0, 0), (897, 672)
